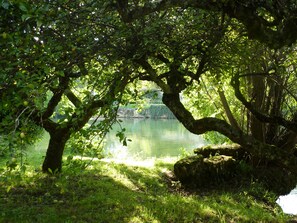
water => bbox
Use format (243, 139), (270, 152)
(104, 119), (205, 160)
(30, 119), (204, 162)
(277, 187), (297, 215)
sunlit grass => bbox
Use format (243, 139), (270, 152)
(0, 157), (293, 223)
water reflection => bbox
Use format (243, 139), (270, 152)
(104, 119), (205, 160)
(277, 187), (297, 215)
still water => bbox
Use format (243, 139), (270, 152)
(104, 119), (205, 160)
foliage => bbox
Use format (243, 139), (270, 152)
(0, 0), (136, 171)
(64, 126), (105, 168)
(1, 0), (297, 185)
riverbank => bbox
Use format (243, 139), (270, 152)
(117, 104), (176, 119)
(0, 158), (294, 223)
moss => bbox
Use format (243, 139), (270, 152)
(176, 144), (297, 195)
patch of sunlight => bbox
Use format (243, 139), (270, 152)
(127, 216), (159, 223)
(101, 157), (156, 168)
(155, 156), (179, 163)
(72, 156), (100, 161)
(68, 154), (178, 169)
(103, 164), (140, 191)
(128, 206), (160, 223)
(102, 156), (179, 168)
(200, 205), (217, 218)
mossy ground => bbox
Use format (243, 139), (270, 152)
(0, 157), (295, 223)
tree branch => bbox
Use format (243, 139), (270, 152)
(122, 0), (297, 48)
(162, 92), (285, 161)
(42, 77), (70, 119)
(218, 89), (241, 131)
(64, 89), (82, 107)
(135, 57), (172, 93)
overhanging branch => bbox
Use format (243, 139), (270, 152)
(161, 92), (285, 160)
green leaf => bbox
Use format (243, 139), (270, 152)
(21, 14), (30, 21)
(1, 2), (10, 9)
(123, 138), (127, 146)
(6, 186), (12, 193)
(19, 3), (28, 12)
(57, 71), (65, 77)
(36, 20), (43, 28)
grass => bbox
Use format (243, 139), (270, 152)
(0, 157), (295, 223)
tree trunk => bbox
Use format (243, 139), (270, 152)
(218, 89), (241, 131)
(250, 76), (265, 142)
(42, 130), (71, 173)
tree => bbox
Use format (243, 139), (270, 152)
(0, 1), (134, 172)
(111, 2), (297, 192)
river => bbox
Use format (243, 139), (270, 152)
(104, 118), (205, 160)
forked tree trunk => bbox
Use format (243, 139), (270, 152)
(42, 129), (71, 173)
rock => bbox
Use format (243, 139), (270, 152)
(194, 144), (244, 158)
(174, 155), (204, 183)
(174, 154), (236, 186)
(194, 144), (247, 160)
(175, 144), (297, 194)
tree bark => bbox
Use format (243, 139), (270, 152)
(218, 89), (241, 131)
(42, 129), (71, 173)
(250, 75), (265, 142)
(231, 73), (297, 133)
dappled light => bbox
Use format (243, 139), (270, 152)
(0, 160), (291, 222)
(1, 0), (297, 221)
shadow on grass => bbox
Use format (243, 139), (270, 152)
(0, 161), (290, 223)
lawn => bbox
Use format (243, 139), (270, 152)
(0, 157), (294, 223)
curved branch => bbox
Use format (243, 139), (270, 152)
(231, 72), (297, 133)
(162, 92), (284, 160)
